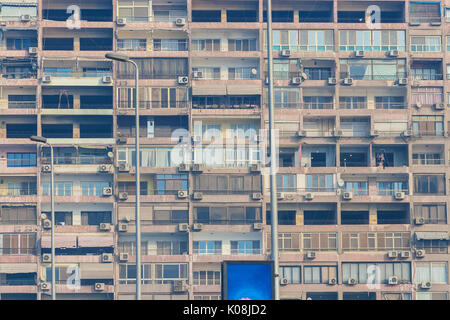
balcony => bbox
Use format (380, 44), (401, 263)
(41, 70), (113, 86)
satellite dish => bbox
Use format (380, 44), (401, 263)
(307, 297), (312, 300)
(337, 179), (345, 188)
(40, 213), (47, 220)
(251, 68), (258, 75)
(107, 151), (114, 158)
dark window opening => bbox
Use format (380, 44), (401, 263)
(279, 152), (295, 167)
(43, 38), (74, 50)
(42, 247), (114, 256)
(377, 211), (409, 224)
(192, 10), (221, 22)
(299, 11), (333, 23)
(80, 95), (113, 109)
(304, 211), (336, 225)
(226, 10), (258, 23)
(311, 152), (327, 167)
(1, 273), (36, 286)
(42, 124), (73, 138)
(306, 292), (338, 300)
(340, 152), (368, 167)
(0, 293), (36, 300)
(341, 211), (369, 225)
(79, 124), (112, 138)
(80, 38), (112, 51)
(263, 11), (294, 22)
(343, 292), (376, 300)
(42, 94), (74, 109)
(6, 123), (36, 138)
(337, 11), (366, 23)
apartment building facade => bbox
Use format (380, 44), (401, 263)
(0, 0), (449, 300)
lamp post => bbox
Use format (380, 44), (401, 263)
(266, 0), (280, 300)
(105, 52), (141, 300)
(30, 135), (55, 300)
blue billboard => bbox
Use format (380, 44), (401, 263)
(222, 261), (274, 300)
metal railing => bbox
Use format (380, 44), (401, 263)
(230, 249), (262, 255)
(193, 189), (261, 195)
(339, 45), (406, 52)
(410, 44), (442, 52)
(42, 156), (112, 165)
(376, 188), (409, 196)
(117, 100), (189, 109)
(119, 13), (188, 23)
(271, 45), (334, 52)
(339, 102), (367, 109)
(193, 103), (259, 109)
(193, 219), (263, 225)
(273, 102), (334, 109)
(193, 249), (223, 255)
(2, 72), (37, 79)
(43, 71), (112, 77)
(153, 40), (188, 51)
(412, 158), (444, 165)
(0, 248), (37, 255)
(140, 219), (189, 225)
(411, 73), (443, 80)
(0, 16), (37, 22)
(272, 187), (337, 193)
(8, 101), (36, 109)
(0, 219), (37, 225)
(341, 74), (405, 81)
(375, 103), (407, 110)
(0, 279), (36, 286)
(0, 187), (37, 196)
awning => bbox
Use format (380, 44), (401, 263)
(415, 232), (448, 240)
(0, 263), (37, 273)
(192, 86), (226, 96)
(227, 85), (262, 95)
(77, 235), (114, 248)
(80, 263), (113, 279)
(41, 235), (77, 248)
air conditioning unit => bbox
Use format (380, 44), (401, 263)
(102, 187), (113, 196)
(193, 223), (203, 231)
(193, 71), (203, 79)
(177, 190), (188, 199)
(119, 253), (129, 262)
(118, 222), (128, 232)
(28, 47), (38, 55)
(327, 77), (337, 85)
(333, 129), (343, 137)
(280, 49), (291, 57)
(415, 102), (423, 109)
(173, 280), (187, 292)
(118, 192), (128, 201)
(401, 130), (412, 137)
(40, 282), (50, 291)
(253, 222), (263, 230)
(347, 278), (357, 285)
(277, 192), (285, 200)
(42, 254), (52, 263)
(396, 78), (407, 86)
(42, 75), (52, 83)
(94, 282), (105, 291)
(434, 103), (445, 110)
(99, 164), (109, 173)
(117, 136), (127, 144)
(99, 223), (111, 231)
(400, 251), (410, 259)
(265, 77), (269, 85)
(102, 253), (113, 263)
(296, 130), (307, 137)
(192, 135), (202, 144)
(43, 219), (51, 229)
(388, 50), (399, 57)
(191, 164), (204, 173)
(249, 164), (261, 173)
(409, 21), (420, 26)
(419, 282), (432, 289)
(370, 130), (379, 137)
(178, 163), (190, 172)
(280, 278), (289, 285)
(192, 192), (203, 200)
(291, 77), (302, 85)
(102, 75), (112, 84)
(175, 18), (186, 26)
(387, 251), (398, 259)
(343, 78), (353, 85)
(414, 217), (426, 225)
(343, 192), (353, 200)
(118, 163), (130, 172)
(355, 50), (364, 57)
(116, 18), (127, 26)
(177, 76), (189, 84)
(42, 165), (52, 173)
(252, 192), (263, 200)
(305, 193), (314, 200)
(21, 15), (31, 22)
(178, 223), (189, 232)
(430, 21), (441, 26)
(328, 278), (337, 285)
(388, 276), (399, 285)
(394, 192), (405, 200)
(415, 249), (425, 258)
(306, 251), (316, 259)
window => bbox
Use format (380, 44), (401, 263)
(267, 30), (334, 52)
(117, 86), (188, 109)
(339, 30), (405, 51)
(376, 181), (407, 196)
(153, 39), (187, 51)
(375, 96), (405, 109)
(7, 182), (36, 196)
(0, 4), (37, 21)
(344, 181), (368, 195)
(342, 232), (410, 251)
(416, 292), (448, 300)
(412, 88), (443, 107)
(230, 240), (260, 255)
(41, 211), (72, 226)
(45, 266), (69, 284)
(155, 174), (188, 195)
(119, 263), (188, 285)
(81, 182), (110, 196)
(306, 175), (333, 192)
(303, 96), (333, 109)
(156, 241), (188, 255)
(117, 39), (146, 51)
(340, 59), (406, 80)
(415, 262), (448, 284)
(277, 174), (297, 192)
(303, 233), (337, 251)
(270, 59), (302, 80)
(7, 95), (36, 109)
(117, 0), (149, 22)
(0, 233), (36, 255)
(193, 241), (222, 255)
(194, 206), (261, 225)
(228, 67), (258, 80)
(228, 39), (257, 51)
(414, 174), (445, 194)
(192, 39), (221, 51)
(273, 88), (300, 109)
(193, 175), (261, 195)
(192, 67), (220, 80)
(0, 206), (36, 225)
(414, 204), (447, 224)
(116, 58), (188, 79)
(304, 266), (337, 284)
(7, 153), (36, 167)
(409, 2), (441, 24)
(280, 266), (301, 284)
(412, 115), (444, 136)
(303, 68), (332, 80)
(193, 271), (221, 285)
(339, 97), (366, 109)
(80, 211), (112, 225)
(416, 240), (448, 254)
(42, 182), (71, 196)
(342, 262), (411, 284)
(410, 36), (442, 52)
(118, 241), (148, 256)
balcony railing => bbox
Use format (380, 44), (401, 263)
(139, 219), (189, 225)
(376, 188), (409, 196)
(0, 187), (37, 196)
(411, 74), (443, 80)
(341, 74), (405, 81)
(194, 219), (263, 225)
(43, 71), (112, 77)
(119, 12), (187, 23)
(117, 100), (188, 109)
(0, 219), (36, 225)
(193, 249), (223, 255)
(193, 189), (261, 195)
(8, 101), (36, 109)
(193, 103), (259, 109)
(410, 45), (442, 52)
(274, 103), (334, 110)
(339, 102), (367, 109)
(375, 103), (407, 110)
(120, 249), (188, 256)
(2, 72), (37, 79)
(339, 45), (406, 52)
(0, 248), (37, 255)
(271, 45), (334, 52)
(273, 187), (337, 193)
(412, 158), (444, 165)
(0, 16), (37, 22)
(42, 156), (112, 165)
(153, 40), (188, 51)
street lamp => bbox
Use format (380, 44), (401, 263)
(266, 0), (280, 300)
(30, 135), (56, 300)
(105, 52), (142, 300)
